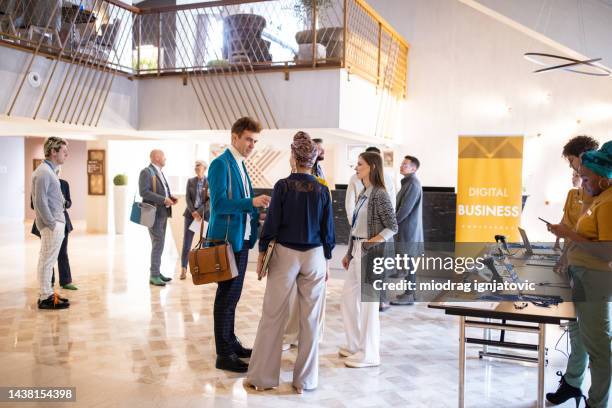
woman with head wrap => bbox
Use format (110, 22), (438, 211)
(246, 131), (335, 393)
(283, 139), (330, 351)
(546, 141), (612, 408)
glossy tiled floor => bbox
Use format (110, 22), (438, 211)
(0, 222), (591, 407)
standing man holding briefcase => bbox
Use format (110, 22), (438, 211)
(207, 117), (271, 373)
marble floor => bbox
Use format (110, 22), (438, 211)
(0, 222), (593, 408)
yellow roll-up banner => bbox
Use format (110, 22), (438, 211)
(456, 136), (524, 243)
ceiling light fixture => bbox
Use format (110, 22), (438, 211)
(523, 0), (611, 77)
(524, 53), (611, 76)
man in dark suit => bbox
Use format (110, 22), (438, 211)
(32, 178), (77, 290)
(208, 117), (271, 373)
(391, 155), (423, 306)
(180, 160), (210, 280)
(138, 149), (177, 287)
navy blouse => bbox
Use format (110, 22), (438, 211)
(259, 173), (335, 259)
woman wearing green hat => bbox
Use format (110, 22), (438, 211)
(546, 141), (612, 408)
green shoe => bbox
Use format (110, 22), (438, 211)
(160, 274), (172, 282)
(61, 283), (78, 290)
(149, 277), (166, 286)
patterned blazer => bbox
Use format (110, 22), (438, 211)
(183, 176), (210, 221)
(347, 186), (398, 260)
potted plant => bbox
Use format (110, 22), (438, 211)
(222, 14), (271, 63)
(293, 0), (344, 61)
(207, 59), (229, 67)
(293, 0), (334, 29)
(113, 174), (128, 234)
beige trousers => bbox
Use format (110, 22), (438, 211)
(247, 244), (326, 390)
(283, 282), (326, 345)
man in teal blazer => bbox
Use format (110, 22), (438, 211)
(208, 117), (271, 373)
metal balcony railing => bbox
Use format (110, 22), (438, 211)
(1, 0), (408, 127)
(1, 0), (408, 94)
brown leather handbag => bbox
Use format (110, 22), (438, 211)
(188, 160), (239, 285)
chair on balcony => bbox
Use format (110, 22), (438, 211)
(0, 0), (18, 37)
(96, 20), (120, 48)
(0, 13), (17, 36)
(60, 3), (97, 53)
(93, 19), (120, 60)
(15, 0), (63, 48)
(78, 19), (120, 62)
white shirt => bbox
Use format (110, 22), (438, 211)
(345, 172), (396, 224)
(350, 186), (370, 238)
(151, 163), (170, 208)
(229, 145), (251, 240)
(350, 186), (395, 241)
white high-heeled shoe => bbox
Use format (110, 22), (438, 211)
(344, 352), (380, 368)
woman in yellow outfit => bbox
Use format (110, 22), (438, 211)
(546, 141), (612, 408)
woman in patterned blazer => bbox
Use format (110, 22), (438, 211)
(341, 152), (397, 368)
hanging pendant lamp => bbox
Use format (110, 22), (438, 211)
(523, 0), (611, 77)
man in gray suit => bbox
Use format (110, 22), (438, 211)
(139, 150), (177, 286)
(391, 155), (423, 306)
(180, 160), (210, 280)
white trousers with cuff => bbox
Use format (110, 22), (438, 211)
(341, 240), (380, 364)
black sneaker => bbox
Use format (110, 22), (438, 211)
(38, 294), (70, 310)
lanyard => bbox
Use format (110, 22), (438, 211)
(351, 194), (367, 228)
(195, 179), (204, 205)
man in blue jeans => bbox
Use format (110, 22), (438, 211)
(208, 117), (270, 373)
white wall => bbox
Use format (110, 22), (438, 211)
(0, 137), (25, 221)
(0, 47), (138, 129)
(469, 0), (612, 68)
(366, 0), (612, 240)
(138, 69), (342, 130)
(339, 71), (405, 141)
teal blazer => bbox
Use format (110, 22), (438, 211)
(207, 149), (259, 252)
